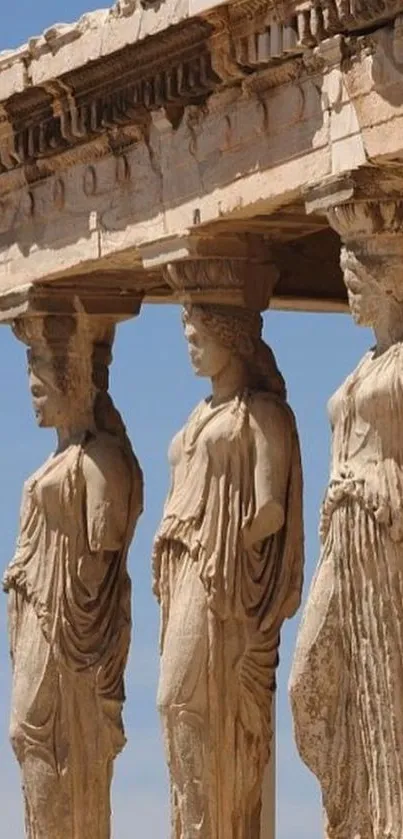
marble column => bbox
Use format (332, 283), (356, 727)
(290, 187), (403, 839)
(3, 292), (143, 839)
(150, 249), (304, 839)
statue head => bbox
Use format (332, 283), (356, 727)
(183, 307), (233, 378)
(182, 303), (286, 399)
(13, 314), (115, 431)
(341, 244), (403, 328)
(327, 199), (403, 329)
(28, 353), (72, 429)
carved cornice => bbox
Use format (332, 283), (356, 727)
(305, 166), (403, 209)
(327, 199), (403, 240)
(207, 0), (403, 74)
(304, 168), (403, 267)
(282, 1), (403, 41)
(164, 259), (277, 308)
(140, 232), (279, 308)
(0, 0), (402, 185)
(0, 281), (143, 322)
(0, 20), (220, 178)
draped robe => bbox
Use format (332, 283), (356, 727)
(4, 430), (142, 839)
(290, 343), (403, 839)
(153, 390), (304, 839)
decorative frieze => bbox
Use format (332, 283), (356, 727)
(1, 0), (403, 181)
(0, 21), (218, 176)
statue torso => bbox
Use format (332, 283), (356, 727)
(323, 343), (403, 540)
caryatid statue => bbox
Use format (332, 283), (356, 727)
(4, 312), (143, 839)
(153, 258), (304, 839)
(290, 199), (403, 839)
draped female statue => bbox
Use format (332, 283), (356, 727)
(153, 287), (304, 839)
(4, 313), (143, 839)
(290, 203), (403, 839)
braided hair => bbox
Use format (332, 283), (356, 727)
(182, 304), (286, 400)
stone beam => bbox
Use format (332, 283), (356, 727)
(0, 64), (341, 300)
(1, 0), (402, 116)
(0, 226), (344, 317)
(140, 228), (346, 311)
(305, 166), (403, 215)
(1, 2), (403, 311)
(3, 17), (403, 192)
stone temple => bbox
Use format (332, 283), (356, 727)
(2, 1), (403, 837)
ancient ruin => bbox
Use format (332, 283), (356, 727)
(4, 312), (143, 838)
(2, 0), (403, 836)
(153, 261), (303, 839)
(290, 199), (403, 838)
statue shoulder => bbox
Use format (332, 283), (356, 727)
(248, 392), (296, 440)
(82, 433), (141, 551)
(82, 432), (132, 498)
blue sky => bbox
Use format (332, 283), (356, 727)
(1, 5), (372, 836)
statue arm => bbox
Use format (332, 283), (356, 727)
(82, 437), (132, 553)
(243, 397), (293, 548)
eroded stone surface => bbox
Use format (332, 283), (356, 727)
(153, 258), (304, 838)
(4, 311), (143, 839)
(0, 3), (403, 313)
(290, 197), (403, 838)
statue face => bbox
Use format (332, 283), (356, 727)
(28, 356), (66, 428)
(184, 312), (232, 378)
(342, 251), (384, 328)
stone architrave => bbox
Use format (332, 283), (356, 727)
(4, 311), (143, 839)
(152, 257), (304, 839)
(290, 197), (403, 839)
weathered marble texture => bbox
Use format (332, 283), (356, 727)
(290, 232), (403, 839)
(4, 313), (143, 839)
(153, 301), (304, 839)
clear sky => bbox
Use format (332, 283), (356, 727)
(1, 5), (372, 837)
